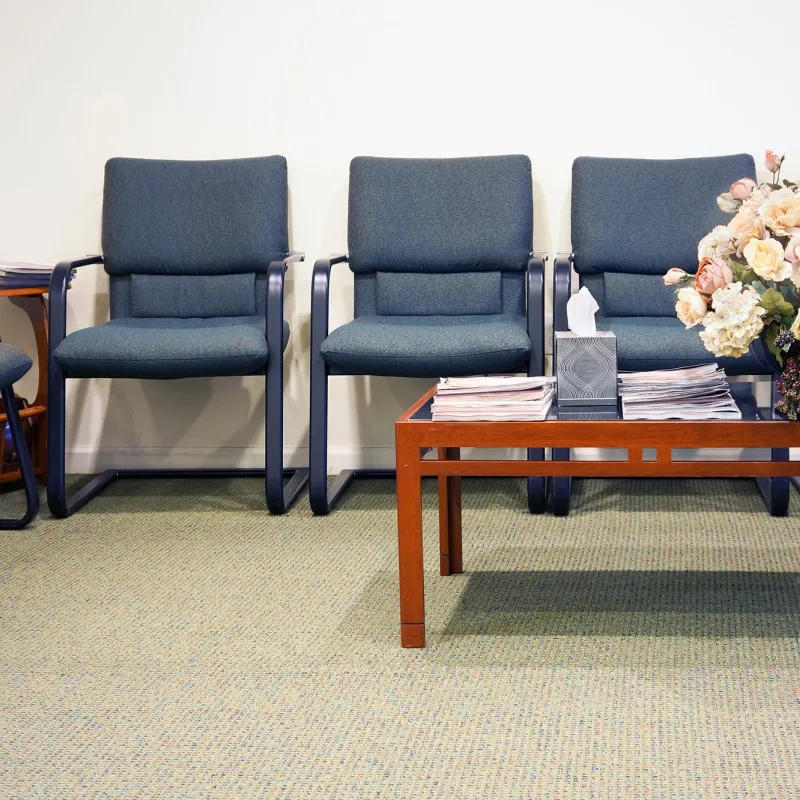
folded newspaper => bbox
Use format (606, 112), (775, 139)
(618, 364), (741, 420)
(432, 376), (556, 421)
(0, 261), (68, 290)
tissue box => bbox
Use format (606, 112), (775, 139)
(555, 331), (618, 407)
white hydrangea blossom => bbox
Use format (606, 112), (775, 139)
(697, 225), (735, 262)
(698, 282), (766, 357)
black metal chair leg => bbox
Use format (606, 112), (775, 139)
(46, 359), (71, 518)
(550, 449), (571, 516)
(527, 450), (546, 514)
(755, 378), (791, 517)
(0, 386), (39, 529)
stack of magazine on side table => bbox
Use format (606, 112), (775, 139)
(0, 261), (71, 290)
(618, 363), (742, 421)
(431, 376), (556, 421)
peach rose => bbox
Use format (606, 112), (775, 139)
(759, 187), (800, 237)
(727, 207), (766, 255)
(675, 286), (708, 329)
(765, 150), (783, 173)
(663, 268), (688, 285)
(730, 178), (757, 200)
(743, 237), (792, 282)
(695, 257), (733, 301)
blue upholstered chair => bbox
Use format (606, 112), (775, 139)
(47, 156), (307, 517)
(552, 154), (788, 515)
(0, 344), (39, 528)
(310, 155), (547, 514)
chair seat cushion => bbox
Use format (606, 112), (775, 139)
(54, 317), (288, 379)
(597, 315), (768, 375)
(320, 315), (531, 378)
(0, 344), (33, 387)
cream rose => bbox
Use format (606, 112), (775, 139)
(759, 187), (800, 237)
(791, 309), (800, 341)
(663, 268), (688, 285)
(675, 286), (708, 329)
(728, 208), (766, 255)
(743, 237), (793, 282)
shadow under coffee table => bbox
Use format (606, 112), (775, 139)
(394, 383), (800, 648)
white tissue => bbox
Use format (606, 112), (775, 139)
(566, 286), (599, 336)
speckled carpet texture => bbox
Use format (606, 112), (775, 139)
(2, 476), (800, 798)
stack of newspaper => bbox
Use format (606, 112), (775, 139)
(432, 376), (556, 421)
(619, 364), (741, 420)
(0, 262), (65, 290)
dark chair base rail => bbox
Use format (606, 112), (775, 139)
(311, 468), (547, 516)
(0, 385), (39, 529)
(48, 467), (308, 519)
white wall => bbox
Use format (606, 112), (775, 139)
(1, 0), (797, 472)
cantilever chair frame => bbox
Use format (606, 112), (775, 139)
(0, 383), (39, 529)
(309, 251), (549, 516)
(552, 252), (791, 517)
(47, 252), (308, 518)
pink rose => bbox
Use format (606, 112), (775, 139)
(695, 257), (733, 301)
(729, 177), (757, 200)
(663, 268), (688, 285)
(765, 150), (783, 173)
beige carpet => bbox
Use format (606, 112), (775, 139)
(2, 476), (800, 798)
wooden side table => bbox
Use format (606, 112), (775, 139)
(0, 286), (49, 483)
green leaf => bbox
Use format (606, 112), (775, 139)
(763, 325), (785, 366)
(760, 287), (795, 325)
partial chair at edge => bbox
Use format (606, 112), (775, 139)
(47, 156), (307, 518)
(552, 153), (789, 517)
(0, 344), (39, 528)
(310, 155), (547, 515)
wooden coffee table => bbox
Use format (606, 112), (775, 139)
(394, 383), (800, 648)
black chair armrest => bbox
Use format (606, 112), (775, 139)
(48, 255), (105, 353)
(526, 252), (548, 377)
(552, 252), (574, 371)
(311, 255), (349, 355)
(267, 252), (305, 352)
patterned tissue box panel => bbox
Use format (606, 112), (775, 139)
(556, 331), (618, 406)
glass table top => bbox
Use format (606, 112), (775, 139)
(410, 382), (777, 423)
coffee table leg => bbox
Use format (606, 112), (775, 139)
(397, 429), (425, 647)
(438, 447), (462, 576)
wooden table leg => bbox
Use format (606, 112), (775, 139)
(396, 427), (425, 647)
(438, 447), (462, 576)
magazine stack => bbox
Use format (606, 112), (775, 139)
(619, 364), (741, 420)
(432, 376), (555, 421)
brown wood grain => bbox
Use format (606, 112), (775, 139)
(437, 447), (462, 576)
(395, 422), (425, 648)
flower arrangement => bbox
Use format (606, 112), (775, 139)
(665, 150), (800, 418)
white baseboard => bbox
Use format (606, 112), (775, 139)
(66, 445), (781, 474)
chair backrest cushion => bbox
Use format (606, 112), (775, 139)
(601, 273), (679, 317)
(571, 154), (756, 275)
(102, 156), (288, 276)
(129, 273), (257, 318)
(375, 272), (502, 316)
(348, 155), (532, 274)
